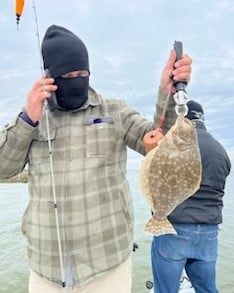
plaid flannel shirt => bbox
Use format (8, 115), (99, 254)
(0, 87), (176, 286)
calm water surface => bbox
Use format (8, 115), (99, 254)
(0, 170), (233, 293)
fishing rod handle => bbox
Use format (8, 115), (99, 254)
(44, 69), (58, 111)
(173, 41), (187, 91)
(174, 41), (183, 61)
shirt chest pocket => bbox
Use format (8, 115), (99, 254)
(29, 129), (56, 164)
(85, 121), (117, 157)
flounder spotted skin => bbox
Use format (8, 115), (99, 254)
(139, 116), (201, 236)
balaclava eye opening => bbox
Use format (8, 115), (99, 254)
(41, 25), (90, 111)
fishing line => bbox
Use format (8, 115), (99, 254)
(143, 85), (173, 152)
(32, 0), (66, 290)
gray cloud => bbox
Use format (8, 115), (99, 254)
(0, 0), (233, 154)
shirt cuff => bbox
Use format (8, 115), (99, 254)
(19, 111), (38, 127)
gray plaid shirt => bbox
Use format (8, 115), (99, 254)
(0, 87), (176, 286)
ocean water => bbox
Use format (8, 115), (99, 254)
(0, 169), (233, 293)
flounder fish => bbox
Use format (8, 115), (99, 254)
(139, 115), (201, 236)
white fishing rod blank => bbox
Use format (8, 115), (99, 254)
(32, 0), (66, 289)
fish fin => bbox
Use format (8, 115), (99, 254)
(144, 216), (177, 236)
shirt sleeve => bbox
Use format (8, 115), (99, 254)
(19, 111), (39, 127)
(0, 115), (37, 178)
(154, 87), (177, 134)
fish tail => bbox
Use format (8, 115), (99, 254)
(144, 216), (177, 236)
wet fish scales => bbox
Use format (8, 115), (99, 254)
(139, 116), (201, 236)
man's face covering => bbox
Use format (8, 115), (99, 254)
(42, 25), (90, 111)
(55, 75), (89, 110)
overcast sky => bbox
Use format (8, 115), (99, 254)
(0, 0), (233, 167)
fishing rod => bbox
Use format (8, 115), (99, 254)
(32, 0), (66, 290)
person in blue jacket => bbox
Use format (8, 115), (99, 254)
(151, 100), (231, 293)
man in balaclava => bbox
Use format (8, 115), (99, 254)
(41, 25), (90, 111)
(0, 22), (195, 293)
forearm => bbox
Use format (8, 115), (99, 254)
(0, 114), (37, 178)
(154, 87), (177, 134)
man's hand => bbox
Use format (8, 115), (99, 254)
(160, 50), (192, 94)
(25, 77), (57, 123)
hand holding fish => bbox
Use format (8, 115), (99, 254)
(160, 50), (192, 94)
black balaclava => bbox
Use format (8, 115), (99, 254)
(42, 25), (90, 111)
